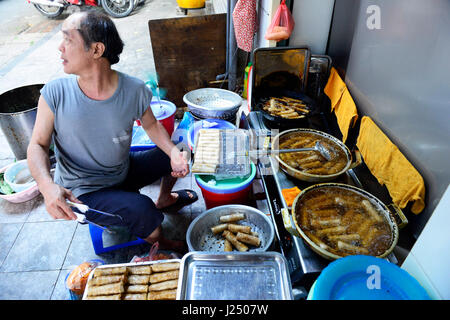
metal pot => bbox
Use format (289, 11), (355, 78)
(0, 84), (43, 160)
(291, 183), (400, 260)
(271, 128), (360, 183)
(183, 88), (242, 121)
(186, 204), (274, 252)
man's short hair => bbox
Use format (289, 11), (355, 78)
(76, 12), (124, 65)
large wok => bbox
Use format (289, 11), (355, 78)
(255, 91), (317, 129)
(271, 128), (361, 183)
(291, 183), (404, 260)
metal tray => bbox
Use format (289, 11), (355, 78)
(177, 252), (293, 300)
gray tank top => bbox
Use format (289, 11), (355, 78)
(40, 71), (151, 197)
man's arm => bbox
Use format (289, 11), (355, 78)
(27, 95), (78, 220)
(140, 108), (189, 178)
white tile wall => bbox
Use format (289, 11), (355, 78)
(401, 184), (450, 300)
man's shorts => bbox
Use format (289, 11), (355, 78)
(78, 147), (172, 239)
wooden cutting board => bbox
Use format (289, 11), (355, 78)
(148, 14), (227, 118)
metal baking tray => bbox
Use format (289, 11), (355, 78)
(177, 252), (293, 300)
(81, 258), (181, 300)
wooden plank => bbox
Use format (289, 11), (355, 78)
(148, 14), (227, 118)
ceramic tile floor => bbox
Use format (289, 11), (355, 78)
(0, 172), (207, 300)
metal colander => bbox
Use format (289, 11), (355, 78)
(186, 205), (274, 252)
(183, 88), (242, 120)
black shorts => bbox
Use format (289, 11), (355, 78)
(78, 147), (172, 239)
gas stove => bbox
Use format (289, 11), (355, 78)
(244, 110), (400, 290)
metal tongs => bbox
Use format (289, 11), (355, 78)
(66, 200), (123, 234)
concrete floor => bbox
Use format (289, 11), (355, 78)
(0, 0), (223, 300)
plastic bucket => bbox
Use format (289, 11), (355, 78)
(131, 99), (176, 152)
(187, 118), (236, 151)
(150, 99), (176, 136)
(195, 163), (256, 209)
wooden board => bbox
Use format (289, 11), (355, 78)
(148, 14), (226, 118)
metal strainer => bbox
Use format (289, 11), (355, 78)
(186, 205), (274, 252)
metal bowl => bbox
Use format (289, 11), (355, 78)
(183, 88), (242, 121)
(186, 205), (274, 252)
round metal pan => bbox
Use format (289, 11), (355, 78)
(256, 92), (317, 129)
(271, 128), (358, 183)
(291, 183), (399, 260)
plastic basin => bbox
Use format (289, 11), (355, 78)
(187, 118), (236, 151)
(195, 163), (256, 208)
(0, 162), (39, 203)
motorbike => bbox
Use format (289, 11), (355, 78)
(27, 0), (136, 19)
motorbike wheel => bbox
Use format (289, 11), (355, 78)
(101, 0), (135, 18)
(33, 3), (65, 19)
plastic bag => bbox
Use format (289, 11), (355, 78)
(265, 0), (295, 41)
(130, 242), (181, 263)
(66, 259), (104, 297)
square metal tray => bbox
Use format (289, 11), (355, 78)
(177, 252), (293, 300)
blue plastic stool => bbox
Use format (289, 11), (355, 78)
(88, 224), (147, 255)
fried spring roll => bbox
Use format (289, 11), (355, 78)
(211, 223), (229, 234)
(123, 293), (147, 300)
(356, 219), (373, 237)
(151, 262), (180, 273)
(126, 284), (148, 293)
(127, 265), (152, 275)
(93, 266), (127, 277)
(219, 213), (245, 223)
(310, 209), (338, 219)
(85, 294), (122, 300)
(127, 275), (150, 285)
(222, 230), (248, 252)
(87, 282), (125, 297)
(310, 218), (341, 228)
(304, 231), (332, 251)
(89, 275), (126, 287)
(361, 227), (381, 248)
(337, 241), (369, 254)
(149, 270), (179, 284)
(148, 279), (178, 292)
(227, 224), (251, 234)
(362, 200), (383, 222)
(236, 232), (261, 247)
(147, 289), (177, 300)
(224, 239), (233, 252)
(328, 233), (360, 242)
(315, 226), (347, 237)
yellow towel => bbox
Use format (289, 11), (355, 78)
(334, 88), (358, 143)
(324, 67), (358, 142)
(324, 67), (346, 111)
(356, 117), (426, 214)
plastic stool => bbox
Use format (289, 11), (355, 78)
(88, 224), (147, 255)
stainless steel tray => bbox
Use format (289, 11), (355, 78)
(177, 252), (293, 300)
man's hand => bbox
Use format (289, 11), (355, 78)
(170, 149), (189, 178)
(40, 182), (81, 221)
